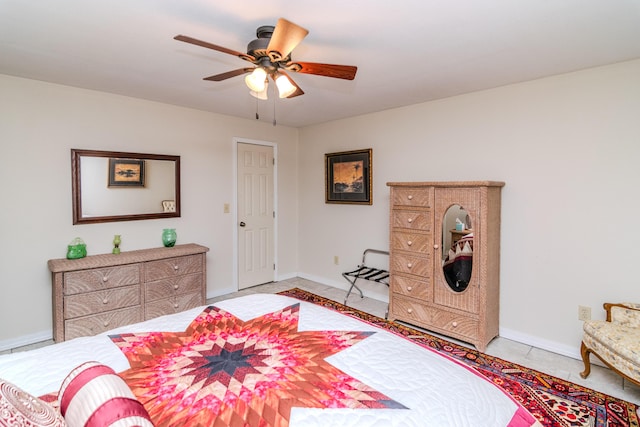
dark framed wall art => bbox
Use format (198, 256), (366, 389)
(108, 158), (145, 187)
(325, 148), (372, 205)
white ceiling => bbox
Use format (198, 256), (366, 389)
(1, 1), (639, 128)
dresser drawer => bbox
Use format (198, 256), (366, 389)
(390, 275), (430, 300)
(64, 284), (141, 319)
(64, 306), (142, 340)
(145, 254), (203, 281)
(391, 296), (478, 341)
(392, 187), (433, 207)
(390, 253), (430, 277)
(391, 210), (431, 231)
(145, 273), (203, 302)
(145, 292), (204, 320)
(391, 231), (430, 253)
(64, 265), (140, 295)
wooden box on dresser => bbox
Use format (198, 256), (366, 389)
(386, 181), (504, 352)
(48, 243), (209, 342)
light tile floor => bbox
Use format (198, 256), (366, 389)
(208, 277), (640, 406)
(4, 277), (639, 406)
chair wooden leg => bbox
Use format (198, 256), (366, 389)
(579, 341), (592, 379)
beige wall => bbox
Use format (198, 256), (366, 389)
(2, 58), (639, 360)
(297, 59), (640, 359)
(0, 75), (299, 346)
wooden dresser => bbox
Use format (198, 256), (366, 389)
(48, 243), (209, 342)
(386, 181), (503, 351)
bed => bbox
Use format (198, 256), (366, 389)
(0, 293), (540, 426)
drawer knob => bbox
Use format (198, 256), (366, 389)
(433, 244), (439, 249)
(407, 218), (413, 223)
(102, 298), (108, 305)
(173, 284), (179, 290)
(407, 195), (413, 200)
(173, 265), (179, 271)
(407, 286), (413, 291)
(407, 308), (413, 314)
(102, 276), (108, 282)
(452, 321), (458, 328)
(103, 321), (109, 327)
(407, 240), (413, 246)
(173, 303), (179, 309)
(407, 263), (413, 268)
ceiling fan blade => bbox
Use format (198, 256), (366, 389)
(174, 35), (255, 62)
(203, 68), (254, 81)
(286, 62), (357, 80)
(267, 18), (309, 62)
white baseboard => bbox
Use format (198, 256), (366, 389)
(0, 330), (52, 353)
(206, 284), (237, 300)
(297, 272), (390, 302)
(499, 326), (582, 361)
(277, 272), (298, 281)
(300, 274), (584, 361)
(2, 277), (583, 363)
(206, 272), (299, 300)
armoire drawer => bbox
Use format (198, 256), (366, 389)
(390, 275), (430, 300)
(64, 284), (141, 319)
(145, 292), (203, 320)
(64, 265), (140, 295)
(145, 273), (203, 302)
(391, 210), (431, 231)
(391, 187), (433, 208)
(64, 306), (143, 341)
(390, 253), (430, 277)
(391, 296), (478, 342)
(391, 231), (430, 253)
(144, 254), (203, 281)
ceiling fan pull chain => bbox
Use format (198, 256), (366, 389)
(272, 87), (277, 126)
(255, 97), (259, 120)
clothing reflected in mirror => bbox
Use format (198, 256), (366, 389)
(442, 204), (473, 292)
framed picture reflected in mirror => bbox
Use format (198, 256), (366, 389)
(108, 158), (145, 187)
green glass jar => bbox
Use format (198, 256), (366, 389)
(66, 237), (87, 259)
(162, 228), (177, 247)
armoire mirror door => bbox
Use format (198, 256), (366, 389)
(441, 204), (473, 292)
(434, 188), (480, 314)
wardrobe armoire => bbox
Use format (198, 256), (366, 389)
(387, 181), (504, 351)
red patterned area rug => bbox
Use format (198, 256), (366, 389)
(278, 288), (640, 427)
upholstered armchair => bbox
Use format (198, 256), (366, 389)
(580, 302), (640, 386)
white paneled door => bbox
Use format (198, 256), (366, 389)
(237, 142), (275, 289)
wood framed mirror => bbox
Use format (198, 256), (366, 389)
(71, 149), (180, 224)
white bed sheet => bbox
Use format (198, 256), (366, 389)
(0, 294), (539, 427)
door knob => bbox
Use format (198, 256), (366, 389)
(239, 222), (246, 227)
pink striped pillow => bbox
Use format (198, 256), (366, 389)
(0, 379), (65, 427)
(59, 361), (153, 427)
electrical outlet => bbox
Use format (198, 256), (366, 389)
(578, 305), (591, 321)
(334, 256), (339, 265)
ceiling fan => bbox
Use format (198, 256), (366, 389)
(174, 18), (357, 100)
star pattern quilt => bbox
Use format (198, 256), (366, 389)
(111, 303), (405, 426)
(0, 293), (540, 426)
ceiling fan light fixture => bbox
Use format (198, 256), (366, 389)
(275, 73), (296, 98)
(250, 83), (268, 100)
(245, 67), (267, 92)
